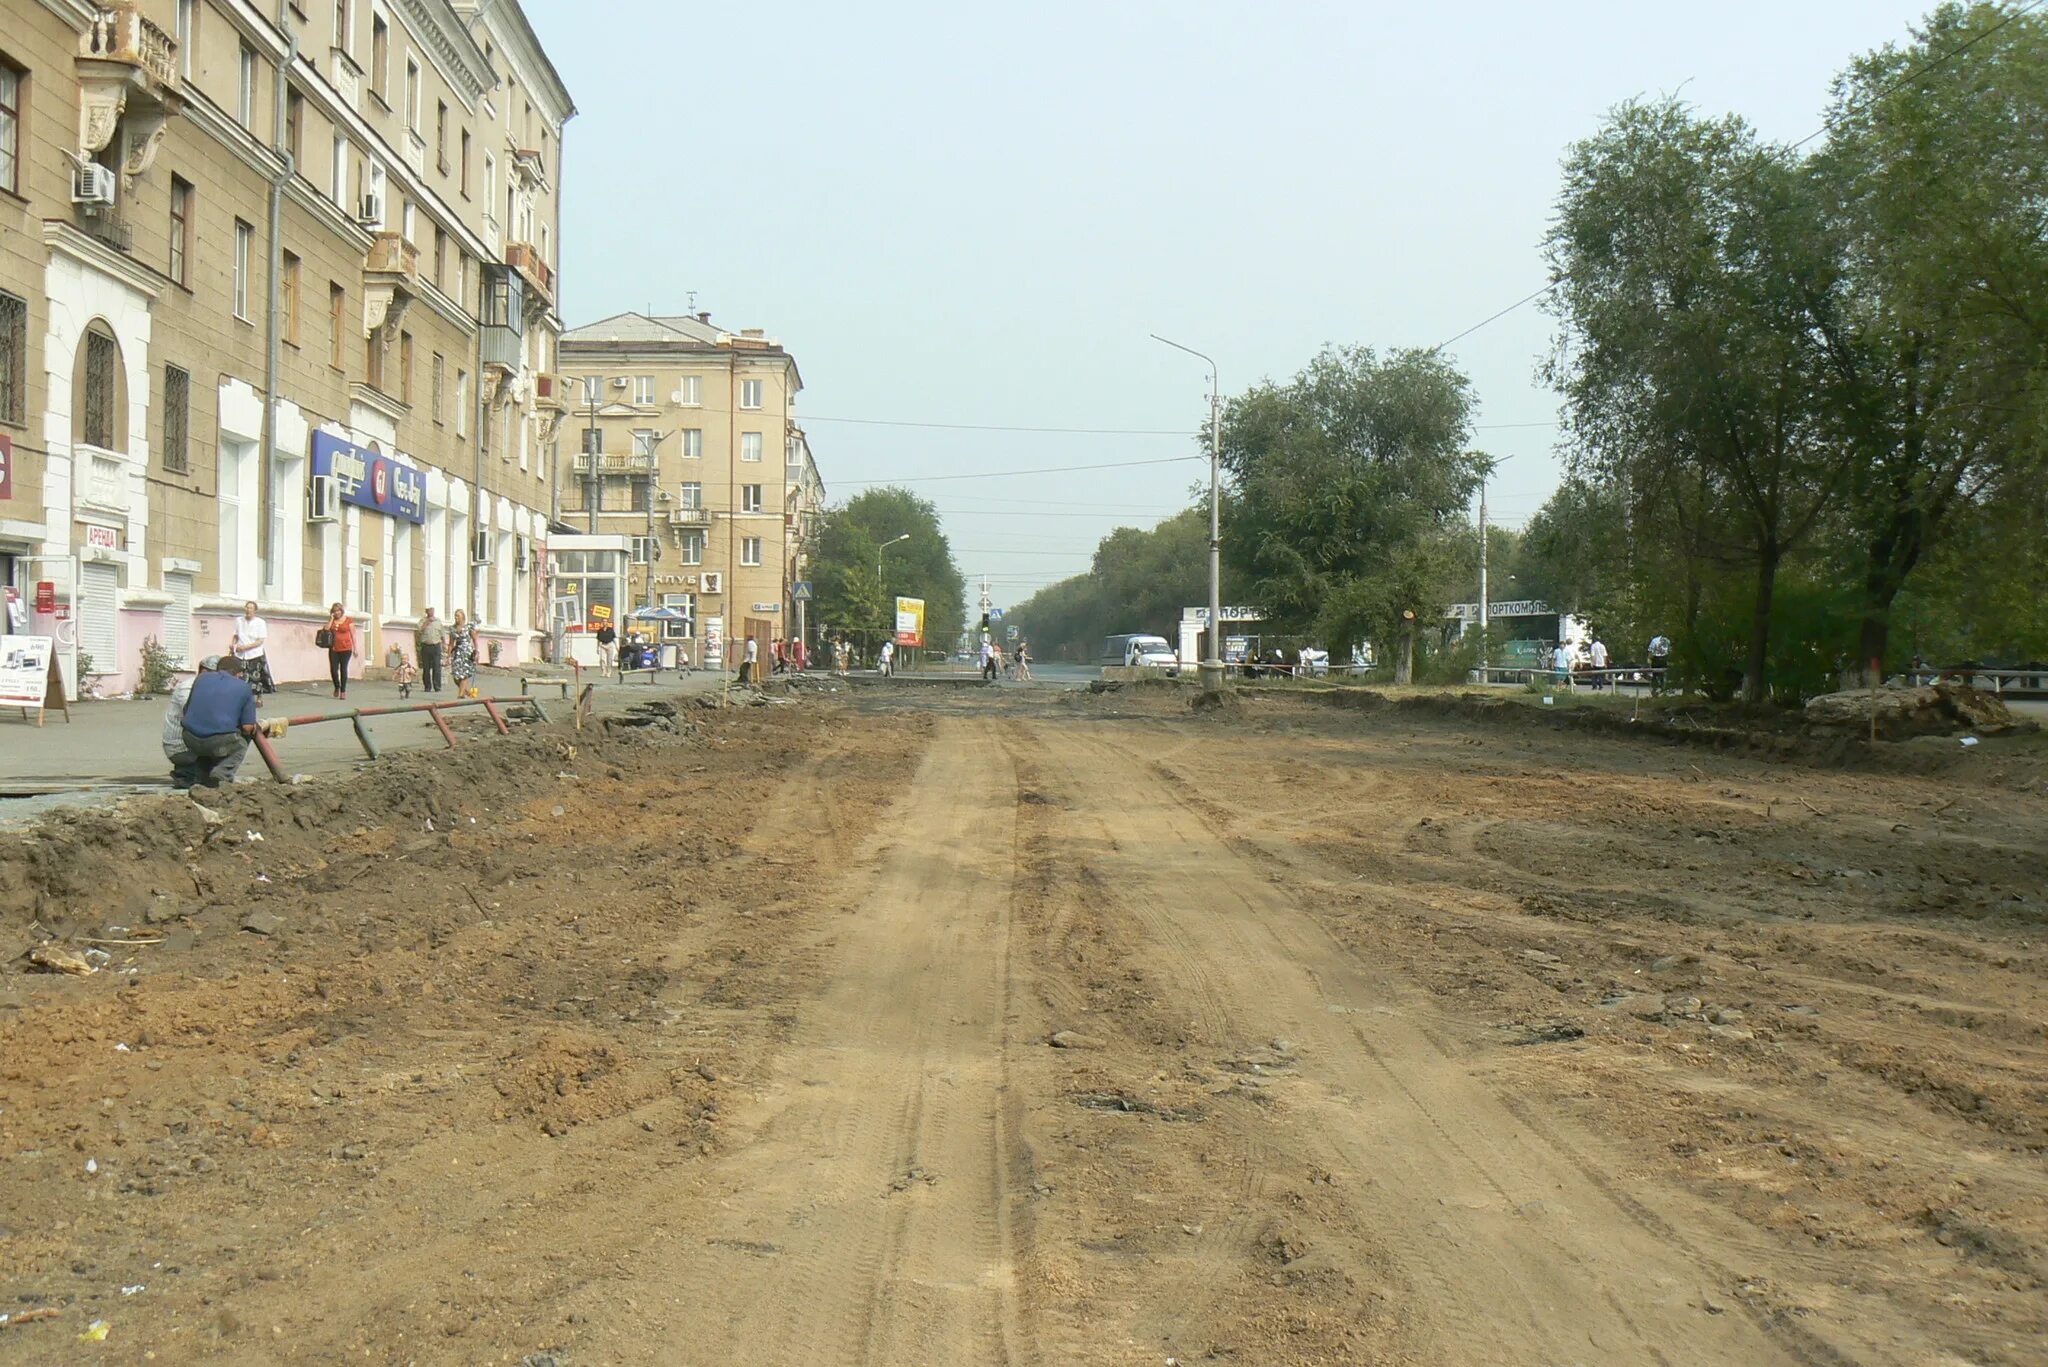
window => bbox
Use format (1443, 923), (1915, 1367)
(581, 375), (601, 404)
(679, 531), (704, 565)
(162, 365), (190, 474)
(399, 331), (413, 404)
(629, 480), (649, 513)
(0, 61), (19, 197)
(401, 197), (415, 243)
(331, 132), (348, 205)
(285, 89), (304, 164)
(333, 0), (350, 52)
(168, 177), (191, 286)
(328, 282), (346, 367)
(740, 378), (764, 409)
(82, 329), (119, 449)
(433, 226), (445, 289)
(678, 480), (702, 509)
(632, 376), (654, 406)
(454, 369), (468, 436)
(741, 536), (763, 567)
(677, 375), (701, 406)
(232, 221), (253, 320)
(237, 43), (256, 127)
(459, 129), (471, 197)
(741, 484), (763, 514)
(632, 428), (657, 457)
(431, 352), (444, 423)
(370, 14), (389, 102)
(365, 332), (384, 390)
(681, 428), (703, 458)
(404, 57), (420, 130)
(176, 0), (195, 78)
(482, 152), (495, 218)
(282, 251), (301, 345)
(0, 290), (24, 424)
(629, 535), (656, 564)
(435, 100), (448, 170)
(740, 431), (763, 462)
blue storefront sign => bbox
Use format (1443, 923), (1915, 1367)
(310, 431), (425, 524)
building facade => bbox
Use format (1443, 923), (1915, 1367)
(557, 312), (825, 670)
(0, 0), (573, 694)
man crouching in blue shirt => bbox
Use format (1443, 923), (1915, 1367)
(180, 656), (261, 790)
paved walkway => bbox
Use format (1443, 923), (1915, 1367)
(0, 666), (731, 822)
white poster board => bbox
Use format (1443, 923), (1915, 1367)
(703, 615), (724, 669)
(0, 634), (64, 723)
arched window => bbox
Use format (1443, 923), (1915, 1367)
(72, 322), (126, 451)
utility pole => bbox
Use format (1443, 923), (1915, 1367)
(1478, 478), (1489, 680)
(583, 381), (600, 534)
(1150, 334), (1225, 692)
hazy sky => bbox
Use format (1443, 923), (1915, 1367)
(533, 0), (1940, 608)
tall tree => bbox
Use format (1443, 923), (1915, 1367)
(1810, 2), (2048, 677)
(1219, 345), (1483, 659)
(1009, 508), (1206, 659)
(809, 488), (967, 647)
(1544, 99), (1850, 701)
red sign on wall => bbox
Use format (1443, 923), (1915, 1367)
(35, 581), (55, 614)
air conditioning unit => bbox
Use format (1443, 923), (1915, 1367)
(307, 473), (339, 523)
(72, 163), (117, 206)
(609, 377), (629, 389)
(357, 192), (383, 226)
(471, 530), (493, 566)
(655, 489), (672, 503)
(699, 571), (722, 594)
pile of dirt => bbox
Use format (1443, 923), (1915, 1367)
(1805, 682), (2031, 739)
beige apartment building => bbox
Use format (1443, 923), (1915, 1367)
(557, 312), (825, 670)
(0, 0), (573, 693)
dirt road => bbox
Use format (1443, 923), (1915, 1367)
(2, 685), (2043, 1364)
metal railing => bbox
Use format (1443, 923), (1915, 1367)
(247, 695), (548, 783)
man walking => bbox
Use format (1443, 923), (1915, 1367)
(878, 638), (894, 677)
(181, 657), (261, 789)
(595, 621), (617, 674)
(415, 608), (447, 693)
(1648, 633), (1672, 694)
(230, 600), (271, 693)
(740, 633), (759, 685)
(1588, 635), (1609, 690)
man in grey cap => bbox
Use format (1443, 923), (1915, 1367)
(163, 655), (219, 789)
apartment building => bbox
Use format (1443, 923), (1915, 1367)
(0, 0), (573, 693)
(557, 312), (826, 669)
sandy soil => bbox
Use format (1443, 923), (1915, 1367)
(1, 682), (2043, 1365)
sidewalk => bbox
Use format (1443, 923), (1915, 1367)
(0, 665), (732, 821)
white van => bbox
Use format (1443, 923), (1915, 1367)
(1101, 634), (1178, 671)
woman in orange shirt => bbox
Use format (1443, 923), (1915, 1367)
(323, 602), (357, 700)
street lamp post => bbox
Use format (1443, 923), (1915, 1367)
(1151, 334), (1225, 692)
(878, 532), (910, 665)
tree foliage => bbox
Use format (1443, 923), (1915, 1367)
(1008, 508), (1207, 660)
(809, 488), (967, 647)
(1219, 345), (1484, 658)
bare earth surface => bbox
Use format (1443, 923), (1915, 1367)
(2, 682), (2044, 1365)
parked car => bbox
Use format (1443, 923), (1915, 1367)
(1100, 633), (1178, 671)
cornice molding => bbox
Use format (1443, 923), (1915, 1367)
(43, 220), (164, 299)
(393, 0), (491, 106)
(36, 0), (96, 30)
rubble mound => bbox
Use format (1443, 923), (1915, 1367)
(1804, 683), (2028, 740)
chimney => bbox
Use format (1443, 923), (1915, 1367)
(696, 311), (711, 323)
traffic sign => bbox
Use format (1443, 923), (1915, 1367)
(1006, 625), (1018, 640)
(791, 580), (813, 601)
(990, 607), (1004, 621)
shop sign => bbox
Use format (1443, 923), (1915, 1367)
(85, 524), (119, 551)
(893, 596), (926, 648)
(34, 581), (55, 614)
(310, 431), (425, 524)
(750, 602), (780, 614)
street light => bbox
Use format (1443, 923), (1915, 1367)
(877, 532), (910, 578)
(1150, 333), (1224, 692)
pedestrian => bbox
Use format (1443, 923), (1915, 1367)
(792, 637), (808, 672)
(1554, 639), (1576, 686)
(737, 633), (758, 685)
(1647, 633), (1671, 694)
(450, 608), (478, 697)
(180, 656), (260, 790)
(879, 638), (895, 676)
(771, 637), (787, 675)
(1015, 639), (1032, 682)
(594, 620), (617, 674)
(1588, 635), (1609, 690)
(230, 600), (271, 693)
(319, 602), (356, 699)
(416, 607), (447, 693)
(834, 637), (850, 674)
(979, 638), (996, 681)
(162, 655), (217, 789)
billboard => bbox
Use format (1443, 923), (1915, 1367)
(310, 431), (425, 523)
(893, 597), (925, 647)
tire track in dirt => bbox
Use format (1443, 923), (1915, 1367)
(580, 716), (1033, 1366)
(1026, 720), (1800, 1365)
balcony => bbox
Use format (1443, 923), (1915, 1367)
(81, 3), (178, 90)
(74, 443), (129, 516)
(571, 452), (654, 475)
(533, 371), (572, 415)
(362, 232), (419, 349)
(667, 507), (711, 527)
(504, 242), (553, 307)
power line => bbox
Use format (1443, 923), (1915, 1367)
(1430, 0), (2047, 353)
(805, 413), (1189, 436)
(838, 454), (1205, 486)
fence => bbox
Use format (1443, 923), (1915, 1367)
(246, 695), (550, 784)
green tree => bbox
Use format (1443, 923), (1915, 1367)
(1218, 345), (1483, 665)
(1809, 2), (2048, 676)
(1009, 507), (1206, 660)
(809, 488), (967, 648)
(1543, 98), (1850, 701)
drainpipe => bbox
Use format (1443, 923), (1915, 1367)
(473, 297), (487, 625)
(259, 8), (298, 598)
